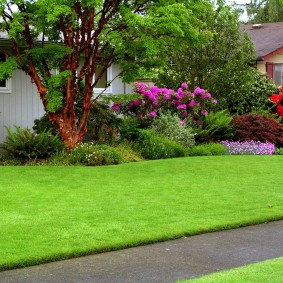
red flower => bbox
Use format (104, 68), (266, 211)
(276, 105), (283, 117)
(270, 93), (283, 104)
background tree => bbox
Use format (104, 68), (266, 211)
(0, 0), (209, 149)
(245, 0), (283, 23)
(156, 0), (275, 114)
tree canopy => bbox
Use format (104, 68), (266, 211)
(0, 0), (210, 148)
(155, 0), (274, 115)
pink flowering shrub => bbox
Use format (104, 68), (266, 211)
(111, 82), (217, 126)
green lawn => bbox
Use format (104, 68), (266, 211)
(1, 155), (283, 270)
(181, 257), (283, 283)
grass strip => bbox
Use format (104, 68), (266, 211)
(180, 257), (283, 283)
(1, 155), (283, 270)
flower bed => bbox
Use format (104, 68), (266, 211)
(221, 141), (275, 155)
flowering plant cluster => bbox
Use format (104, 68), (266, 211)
(221, 140), (275, 155)
(270, 87), (283, 116)
(111, 82), (217, 125)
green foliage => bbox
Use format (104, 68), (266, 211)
(1, 126), (63, 160)
(155, 0), (262, 115)
(196, 111), (234, 144)
(33, 114), (58, 136)
(114, 141), (144, 163)
(119, 117), (141, 141)
(275, 148), (283, 155)
(188, 143), (227, 156)
(135, 129), (187, 159)
(84, 101), (121, 144)
(152, 112), (195, 149)
(246, 0), (283, 23)
(0, 57), (18, 81)
(68, 143), (123, 166)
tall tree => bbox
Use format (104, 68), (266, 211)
(0, 0), (207, 149)
(245, 0), (283, 23)
(156, 0), (266, 114)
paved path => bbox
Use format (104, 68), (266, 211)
(1, 220), (283, 283)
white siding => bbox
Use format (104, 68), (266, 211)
(0, 70), (45, 142)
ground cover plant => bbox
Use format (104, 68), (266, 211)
(1, 156), (283, 270)
(180, 257), (283, 283)
(221, 141), (275, 155)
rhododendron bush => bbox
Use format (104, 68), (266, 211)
(270, 88), (283, 117)
(111, 82), (217, 126)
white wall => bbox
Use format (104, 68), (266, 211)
(0, 70), (45, 142)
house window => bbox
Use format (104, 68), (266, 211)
(0, 52), (12, 93)
(266, 62), (283, 86)
(93, 65), (112, 94)
(274, 64), (283, 86)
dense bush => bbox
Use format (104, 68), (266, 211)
(232, 114), (283, 148)
(188, 143), (227, 156)
(119, 117), (142, 141)
(195, 110), (234, 144)
(68, 143), (123, 166)
(135, 129), (187, 159)
(1, 126), (63, 160)
(152, 112), (195, 149)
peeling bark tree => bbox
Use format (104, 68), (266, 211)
(0, 0), (205, 149)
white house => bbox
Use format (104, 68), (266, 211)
(0, 53), (133, 142)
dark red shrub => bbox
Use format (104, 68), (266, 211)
(232, 114), (283, 148)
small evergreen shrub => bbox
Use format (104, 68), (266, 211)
(232, 114), (283, 148)
(1, 126), (63, 160)
(275, 148), (283, 155)
(196, 110), (234, 144)
(135, 129), (187, 159)
(68, 143), (123, 166)
(188, 143), (227, 156)
(119, 117), (141, 141)
(114, 142), (143, 162)
(152, 112), (195, 149)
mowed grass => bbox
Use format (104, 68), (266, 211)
(1, 155), (283, 270)
(181, 257), (283, 283)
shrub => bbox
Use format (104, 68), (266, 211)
(119, 117), (142, 141)
(135, 129), (187, 159)
(221, 140), (275, 155)
(1, 126), (63, 160)
(275, 148), (283, 155)
(114, 142), (144, 163)
(195, 110), (234, 144)
(68, 143), (123, 166)
(188, 143), (227, 156)
(232, 114), (283, 148)
(111, 82), (218, 127)
(152, 112), (195, 149)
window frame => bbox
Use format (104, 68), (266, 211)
(93, 65), (112, 94)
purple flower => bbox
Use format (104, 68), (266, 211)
(181, 82), (188, 89)
(150, 111), (157, 117)
(212, 99), (218, 104)
(177, 104), (187, 109)
(193, 87), (205, 96)
(201, 93), (211, 99)
(201, 110), (209, 116)
(188, 100), (195, 107)
(111, 104), (120, 111)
